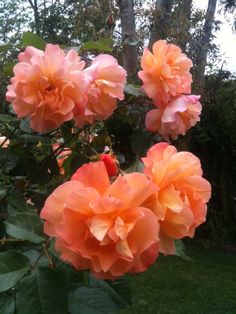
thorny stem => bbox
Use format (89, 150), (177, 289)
(82, 141), (99, 157)
(39, 128), (83, 168)
(32, 239), (54, 270)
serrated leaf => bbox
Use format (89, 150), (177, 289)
(5, 213), (45, 244)
(16, 267), (67, 314)
(69, 286), (118, 314)
(0, 295), (15, 314)
(22, 32), (46, 50)
(0, 251), (30, 293)
(8, 190), (32, 212)
(174, 240), (192, 262)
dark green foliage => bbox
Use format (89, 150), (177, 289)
(187, 71), (236, 243)
(16, 267), (68, 314)
(0, 251), (30, 293)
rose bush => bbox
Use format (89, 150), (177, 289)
(0, 35), (211, 313)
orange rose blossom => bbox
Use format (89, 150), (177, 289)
(5, 41), (211, 279)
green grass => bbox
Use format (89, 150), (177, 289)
(123, 246), (236, 314)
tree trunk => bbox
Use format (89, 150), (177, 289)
(148, 0), (172, 49)
(194, 0), (217, 93)
(117, 0), (138, 77)
(28, 0), (40, 35)
(175, 0), (192, 51)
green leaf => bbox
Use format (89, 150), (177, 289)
(19, 134), (49, 143)
(131, 129), (153, 156)
(124, 84), (145, 97)
(125, 159), (144, 174)
(0, 188), (7, 200)
(69, 286), (119, 314)
(20, 118), (33, 133)
(22, 32), (46, 50)
(3, 61), (17, 76)
(60, 122), (73, 142)
(81, 40), (112, 52)
(8, 190), (32, 212)
(89, 275), (131, 310)
(174, 240), (192, 262)
(16, 267), (67, 314)
(0, 151), (19, 172)
(23, 250), (48, 267)
(63, 152), (89, 176)
(5, 213), (46, 244)
(0, 251), (30, 293)
(0, 295), (15, 314)
(0, 114), (18, 125)
(45, 157), (60, 175)
(107, 277), (132, 307)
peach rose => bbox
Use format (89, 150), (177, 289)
(138, 40), (193, 107)
(6, 44), (91, 132)
(40, 161), (159, 279)
(142, 143), (211, 255)
(145, 95), (202, 140)
(74, 54), (127, 127)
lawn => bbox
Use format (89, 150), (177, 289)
(122, 245), (236, 314)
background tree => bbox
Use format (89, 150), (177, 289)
(194, 0), (218, 92)
(148, 0), (173, 48)
(116, 0), (138, 77)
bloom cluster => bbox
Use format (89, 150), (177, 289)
(5, 41), (211, 280)
(6, 44), (127, 132)
(41, 143), (211, 279)
(138, 40), (202, 140)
